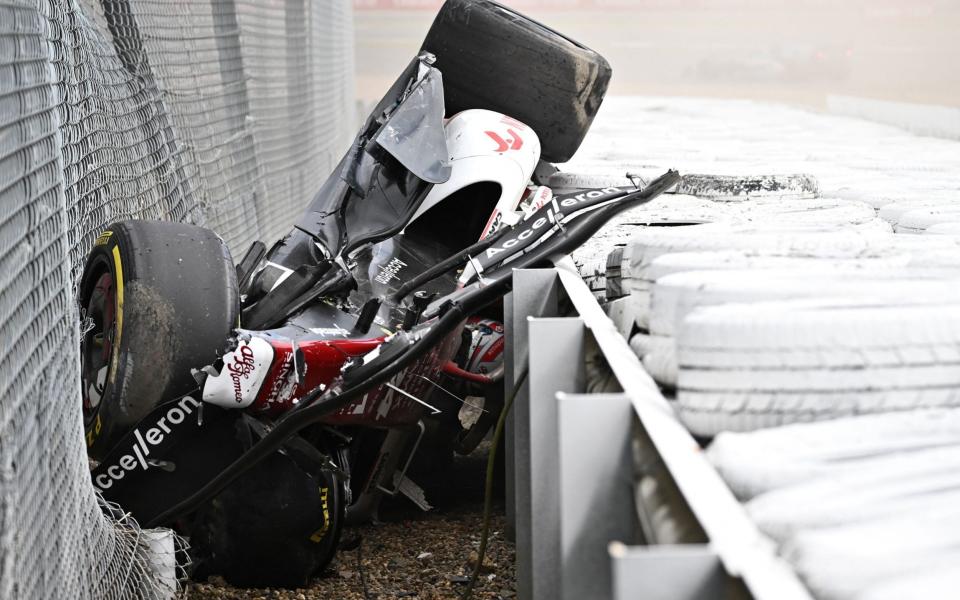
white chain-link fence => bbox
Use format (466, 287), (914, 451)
(0, 0), (354, 597)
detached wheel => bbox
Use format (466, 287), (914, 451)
(422, 0), (611, 163)
(79, 220), (239, 459)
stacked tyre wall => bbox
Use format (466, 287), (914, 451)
(565, 97), (960, 599)
(0, 1), (353, 598)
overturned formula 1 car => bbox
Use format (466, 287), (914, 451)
(79, 0), (679, 587)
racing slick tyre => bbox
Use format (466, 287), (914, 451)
(421, 0), (611, 163)
(78, 220), (239, 459)
(189, 444), (346, 587)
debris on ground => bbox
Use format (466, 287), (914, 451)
(186, 511), (514, 600)
(187, 448), (514, 600)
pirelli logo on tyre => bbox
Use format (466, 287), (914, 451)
(95, 230), (113, 246)
(309, 486), (331, 543)
(85, 414), (102, 448)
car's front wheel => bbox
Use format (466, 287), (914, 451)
(79, 220), (239, 459)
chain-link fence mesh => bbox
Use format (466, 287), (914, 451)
(0, 0), (354, 597)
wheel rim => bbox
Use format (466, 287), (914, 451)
(80, 262), (116, 427)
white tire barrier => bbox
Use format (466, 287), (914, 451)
(573, 195), (876, 281)
(706, 409), (960, 500)
(675, 300), (960, 437)
(746, 459), (960, 544)
(619, 229), (960, 329)
(732, 198), (877, 228)
(628, 332), (675, 386)
(894, 207), (960, 234)
(636, 269), (960, 387)
(924, 222), (960, 236)
(878, 200), (960, 225)
(651, 267), (960, 338)
(856, 569), (960, 600)
(782, 507), (960, 600)
(617, 225), (922, 328)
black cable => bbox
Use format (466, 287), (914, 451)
(461, 368), (527, 600)
(357, 536), (372, 600)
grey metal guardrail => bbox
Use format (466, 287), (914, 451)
(504, 258), (813, 600)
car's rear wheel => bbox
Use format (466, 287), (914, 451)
(79, 220), (239, 459)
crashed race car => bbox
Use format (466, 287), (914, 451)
(79, 0), (679, 587)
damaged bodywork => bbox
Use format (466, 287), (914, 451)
(80, 0), (680, 586)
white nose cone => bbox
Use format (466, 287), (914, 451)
(202, 336), (274, 408)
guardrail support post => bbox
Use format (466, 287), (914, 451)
(609, 544), (725, 600)
(515, 316), (585, 600)
(505, 268), (561, 543)
(557, 392), (638, 600)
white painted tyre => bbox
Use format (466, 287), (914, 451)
(624, 223), (898, 292)
(706, 409), (960, 500)
(571, 195), (724, 279)
(782, 506), (960, 600)
(628, 332), (675, 386)
(895, 207), (960, 234)
(731, 198), (877, 228)
(650, 268), (960, 338)
(676, 300), (960, 437)
(856, 568), (960, 600)
(746, 456), (960, 544)
(628, 331), (671, 357)
(642, 250), (913, 287)
(641, 351), (677, 387)
(924, 222), (960, 236)
(619, 225), (920, 330)
(641, 269), (960, 387)
(878, 200), (960, 226)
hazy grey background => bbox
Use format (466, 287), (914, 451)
(354, 0), (960, 110)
